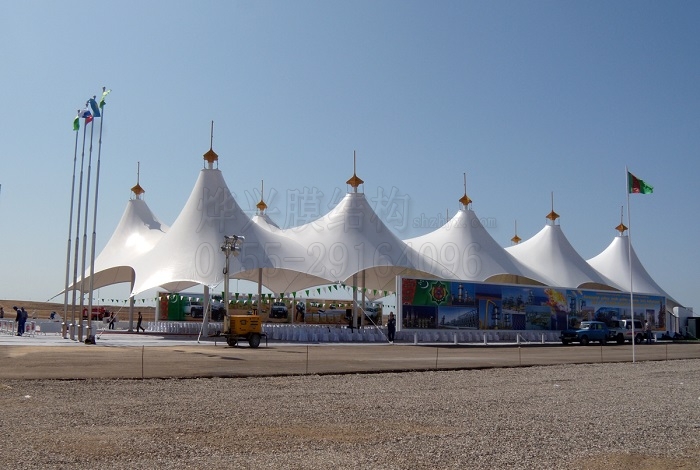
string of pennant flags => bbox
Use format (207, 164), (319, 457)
(88, 284), (395, 308)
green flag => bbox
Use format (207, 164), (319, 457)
(73, 113), (80, 131)
(99, 88), (111, 108)
(628, 171), (653, 194)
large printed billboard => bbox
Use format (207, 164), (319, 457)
(399, 277), (665, 331)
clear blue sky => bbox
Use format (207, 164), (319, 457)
(1, 1), (698, 311)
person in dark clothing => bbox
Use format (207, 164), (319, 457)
(20, 307), (28, 335)
(14, 306), (27, 336)
(136, 311), (145, 333)
(387, 312), (396, 343)
(108, 312), (116, 330)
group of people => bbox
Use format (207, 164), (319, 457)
(13, 306), (29, 336)
(107, 311), (145, 332)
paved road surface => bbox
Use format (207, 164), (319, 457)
(1, 331), (698, 379)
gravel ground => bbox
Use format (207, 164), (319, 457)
(1, 359), (699, 470)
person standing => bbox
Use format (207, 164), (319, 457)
(645, 319), (652, 344)
(387, 312), (396, 344)
(14, 306), (27, 336)
(108, 312), (116, 330)
(136, 311), (145, 333)
(13, 306), (22, 336)
(0, 306), (5, 319)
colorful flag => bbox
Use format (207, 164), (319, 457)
(99, 88), (111, 109)
(88, 98), (101, 118)
(628, 171), (653, 194)
(73, 113), (80, 131)
(81, 109), (93, 125)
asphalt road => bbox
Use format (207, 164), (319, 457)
(1, 332), (698, 379)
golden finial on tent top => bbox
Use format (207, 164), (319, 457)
(546, 191), (559, 223)
(131, 183), (145, 197)
(459, 172), (472, 208)
(256, 180), (268, 213)
(131, 162), (145, 199)
(616, 205), (628, 234)
(346, 150), (364, 192)
(203, 121), (218, 168)
(511, 220), (521, 244)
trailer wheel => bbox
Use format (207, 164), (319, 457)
(227, 336), (237, 347)
(248, 333), (261, 348)
(616, 334), (624, 345)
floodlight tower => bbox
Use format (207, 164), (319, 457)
(221, 235), (244, 318)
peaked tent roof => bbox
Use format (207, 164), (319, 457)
(67, 195), (169, 293)
(405, 207), (550, 286)
(281, 191), (442, 295)
(587, 233), (676, 303)
(130, 168), (329, 296)
(506, 223), (617, 290)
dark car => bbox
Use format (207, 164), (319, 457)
(270, 302), (288, 319)
(560, 320), (613, 345)
(190, 300), (226, 321)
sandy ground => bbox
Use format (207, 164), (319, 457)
(0, 357), (698, 470)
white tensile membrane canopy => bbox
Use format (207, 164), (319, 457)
(404, 196), (550, 287)
(587, 231), (676, 304)
(280, 189), (443, 298)
(251, 212), (280, 231)
(63, 186), (169, 294)
(70, 142), (678, 310)
(505, 214), (617, 290)
(129, 167), (330, 296)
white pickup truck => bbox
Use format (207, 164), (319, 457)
(607, 319), (645, 344)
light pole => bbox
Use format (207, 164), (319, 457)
(221, 235), (244, 321)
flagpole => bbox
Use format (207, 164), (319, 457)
(626, 166), (635, 363)
(70, 117), (89, 340)
(62, 113), (81, 339)
(87, 88), (108, 339)
(77, 104), (96, 342)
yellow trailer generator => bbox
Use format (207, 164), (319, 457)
(222, 314), (265, 348)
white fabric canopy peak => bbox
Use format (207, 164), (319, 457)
(405, 208), (549, 286)
(506, 223), (616, 290)
(130, 168), (325, 296)
(587, 234), (674, 301)
(69, 197), (169, 293)
(281, 191), (438, 293)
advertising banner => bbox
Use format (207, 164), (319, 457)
(400, 277), (665, 331)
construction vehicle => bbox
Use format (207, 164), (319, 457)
(222, 314), (265, 348)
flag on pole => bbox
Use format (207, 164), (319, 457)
(80, 108), (93, 125)
(99, 88), (111, 109)
(88, 98), (101, 118)
(628, 171), (653, 194)
(73, 112), (80, 131)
